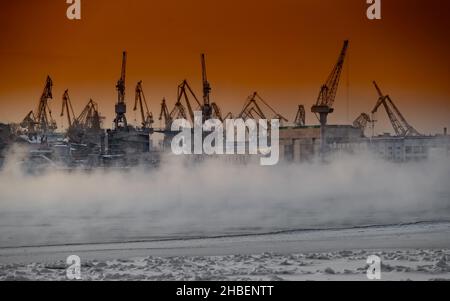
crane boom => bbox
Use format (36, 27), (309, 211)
(61, 89), (77, 128)
(371, 81), (421, 137)
(159, 98), (172, 130)
(315, 40), (349, 109)
(170, 101), (188, 122)
(177, 80), (199, 122)
(201, 54), (211, 106)
(211, 103), (223, 122)
(239, 93), (266, 120)
(76, 99), (102, 131)
(66, 99), (103, 144)
(311, 41), (349, 156)
(134, 81), (154, 129)
(239, 92), (288, 122)
(35, 76), (57, 134)
(21, 111), (36, 133)
(201, 54), (213, 121)
(118, 52), (127, 104)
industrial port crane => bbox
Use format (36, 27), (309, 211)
(66, 99), (103, 144)
(239, 93), (266, 120)
(312, 41), (349, 119)
(158, 87), (194, 131)
(77, 99), (102, 131)
(21, 76), (57, 135)
(177, 80), (200, 123)
(294, 105), (306, 126)
(61, 89), (77, 129)
(134, 81), (154, 130)
(371, 81), (421, 137)
(36, 76), (57, 133)
(311, 41), (349, 154)
(239, 92), (288, 123)
(114, 51), (128, 130)
(200, 54), (224, 122)
(158, 54), (223, 130)
(170, 99), (189, 122)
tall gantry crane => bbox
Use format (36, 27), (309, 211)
(61, 89), (77, 129)
(36, 76), (57, 133)
(371, 81), (421, 137)
(294, 105), (306, 126)
(21, 76), (57, 136)
(200, 54), (224, 122)
(311, 40), (349, 154)
(114, 51), (128, 130)
(134, 81), (154, 130)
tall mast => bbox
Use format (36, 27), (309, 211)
(114, 51), (128, 129)
(201, 54), (212, 121)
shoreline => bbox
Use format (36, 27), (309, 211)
(1, 221), (449, 265)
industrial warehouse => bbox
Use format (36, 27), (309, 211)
(0, 41), (449, 170)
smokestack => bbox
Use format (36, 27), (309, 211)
(444, 127), (448, 136)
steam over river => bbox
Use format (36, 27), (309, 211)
(1, 151), (449, 248)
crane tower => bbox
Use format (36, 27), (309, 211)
(114, 51), (128, 130)
(312, 40), (349, 155)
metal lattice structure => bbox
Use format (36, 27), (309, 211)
(353, 113), (371, 131)
(239, 92), (288, 123)
(61, 89), (77, 129)
(134, 81), (154, 129)
(371, 81), (421, 137)
(21, 76), (57, 135)
(114, 51), (128, 129)
(311, 41), (349, 155)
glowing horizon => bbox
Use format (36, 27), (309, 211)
(0, 0), (449, 135)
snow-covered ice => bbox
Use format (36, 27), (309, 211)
(1, 222), (449, 281)
(1, 249), (449, 281)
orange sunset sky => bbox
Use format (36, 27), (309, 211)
(0, 0), (449, 135)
